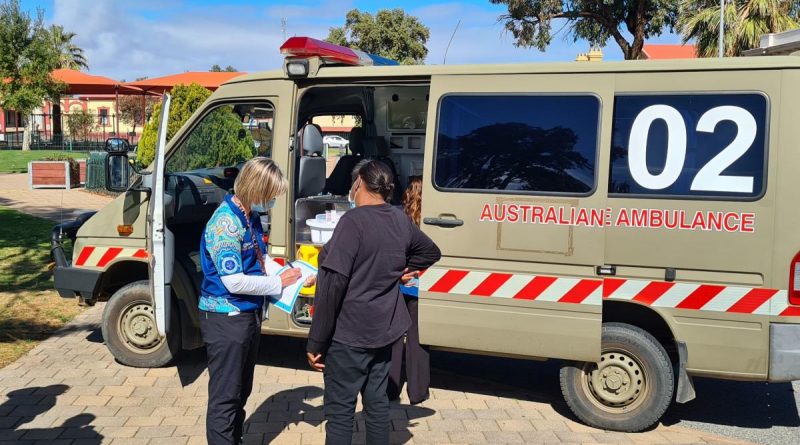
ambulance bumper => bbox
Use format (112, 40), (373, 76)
(769, 323), (800, 382)
(53, 266), (101, 300)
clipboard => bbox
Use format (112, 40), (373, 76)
(270, 260), (317, 314)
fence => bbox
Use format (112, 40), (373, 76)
(0, 111), (142, 151)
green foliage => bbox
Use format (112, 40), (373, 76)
(137, 83), (212, 166)
(0, 0), (65, 149)
(117, 95), (158, 131)
(40, 152), (79, 179)
(210, 64), (238, 72)
(679, 0), (799, 57)
(326, 9), (430, 65)
(65, 108), (95, 140)
(48, 24), (88, 70)
(166, 106), (255, 172)
(491, 0), (680, 60)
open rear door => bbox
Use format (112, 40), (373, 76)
(147, 94), (173, 336)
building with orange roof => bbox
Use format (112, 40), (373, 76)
(123, 71), (244, 94)
(641, 44), (698, 60)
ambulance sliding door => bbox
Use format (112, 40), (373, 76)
(420, 73), (613, 362)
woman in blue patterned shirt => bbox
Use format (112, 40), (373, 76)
(199, 157), (307, 445)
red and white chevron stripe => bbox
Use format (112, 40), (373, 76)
(420, 268), (603, 305)
(74, 245), (148, 268)
(421, 267), (800, 317)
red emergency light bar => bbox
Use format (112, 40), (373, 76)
(280, 37), (398, 67)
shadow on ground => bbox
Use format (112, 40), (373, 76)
(149, 329), (800, 439)
(0, 385), (103, 444)
(662, 377), (800, 429)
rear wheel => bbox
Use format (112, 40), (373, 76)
(101, 280), (180, 368)
(560, 322), (674, 432)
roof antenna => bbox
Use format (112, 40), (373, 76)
(443, 19), (461, 65)
(281, 18), (287, 42)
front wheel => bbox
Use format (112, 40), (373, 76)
(560, 322), (674, 432)
(101, 280), (180, 368)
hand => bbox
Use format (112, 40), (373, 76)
(279, 268), (302, 287)
(306, 352), (325, 371)
(303, 274), (317, 287)
(400, 268), (419, 285)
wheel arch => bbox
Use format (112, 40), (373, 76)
(603, 300), (678, 363)
(97, 260), (148, 302)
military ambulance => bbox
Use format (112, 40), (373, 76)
(51, 37), (800, 432)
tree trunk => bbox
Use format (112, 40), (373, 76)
(53, 103), (63, 146)
(21, 115), (32, 151)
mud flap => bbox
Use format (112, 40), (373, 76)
(675, 341), (696, 403)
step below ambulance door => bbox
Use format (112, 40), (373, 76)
(419, 74), (613, 363)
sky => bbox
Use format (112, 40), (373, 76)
(23, 0), (685, 81)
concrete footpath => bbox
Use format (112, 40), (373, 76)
(0, 173), (112, 222)
(0, 304), (754, 445)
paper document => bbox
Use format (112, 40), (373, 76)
(271, 260), (317, 314)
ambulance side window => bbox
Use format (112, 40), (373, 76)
(434, 95), (600, 195)
(166, 102), (274, 173)
(609, 94), (768, 199)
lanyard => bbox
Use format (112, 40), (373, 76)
(231, 196), (266, 275)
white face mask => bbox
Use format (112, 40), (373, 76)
(348, 178), (361, 209)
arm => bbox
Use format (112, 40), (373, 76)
(406, 223), (442, 271)
(205, 210), (282, 296)
(306, 266), (349, 354)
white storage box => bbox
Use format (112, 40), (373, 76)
(306, 218), (337, 244)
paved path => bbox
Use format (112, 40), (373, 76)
(0, 173), (112, 222)
(0, 305), (754, 445)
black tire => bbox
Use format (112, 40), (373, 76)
(560, 322), (674, 432)
(101, 280), (180, 368)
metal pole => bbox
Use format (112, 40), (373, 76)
(719, 0), (725, 57)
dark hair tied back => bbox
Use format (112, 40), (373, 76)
(353, 159), (395, 201)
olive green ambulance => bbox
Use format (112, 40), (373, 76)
(51, 37), (800, 432)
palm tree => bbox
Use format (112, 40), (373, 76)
(48, 24), (88, 70)
(679, 0), (799, 57)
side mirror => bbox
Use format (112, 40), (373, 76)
(105, 152), (130, 192)
(105, 137), (131, 153)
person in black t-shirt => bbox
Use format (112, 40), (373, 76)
(306, 160), (441, 445)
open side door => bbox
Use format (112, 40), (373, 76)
(147, 94), (173, 336)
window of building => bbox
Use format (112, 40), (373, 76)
(434, 95), (601, 194)
(609, 93), (768, 200)
(98, 108), (109, 126)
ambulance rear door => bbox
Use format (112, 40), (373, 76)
(419, 73), (614, 362)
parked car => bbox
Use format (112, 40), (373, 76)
(322, 135), (348, 149)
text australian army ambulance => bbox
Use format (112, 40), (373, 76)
(51, 37), (800, 432)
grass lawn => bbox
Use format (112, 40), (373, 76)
(0, 150), (88, 173)
(0, 206), (84, 367)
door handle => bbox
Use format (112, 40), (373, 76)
(423, 217), (464, 228)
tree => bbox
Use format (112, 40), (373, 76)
(65, 108), (94, 140)
(136, 83), (212, 166)
(48, 24), (88, 70)
(679, 0), (799, 57)
(117, 95), (158, 135)
(491, 0), (679, 60)
(326, 9), (430, 64)
(210, 64), (238, 72)
(167, 106), (255, 172)
(0, 0), (64, 150)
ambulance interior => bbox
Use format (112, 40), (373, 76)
(291, 84), (431, 324)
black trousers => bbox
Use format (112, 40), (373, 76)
(388, 296), (430, 404)
(200, 310), (261, 445)
(323, 341), (392, 445)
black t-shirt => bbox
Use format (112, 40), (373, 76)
(308, 203), (441, 351)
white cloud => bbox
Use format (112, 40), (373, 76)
(49, 0), (682, 81)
